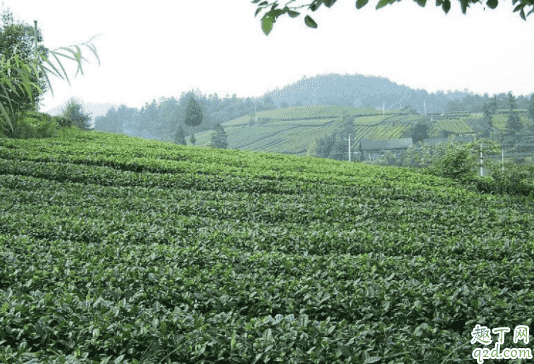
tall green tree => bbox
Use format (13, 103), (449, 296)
(140, 99), (159, 134)
(328, 133), (348, 161)
(173, 124), (186, 145)
(482, 96), (497, 124)
(262, 95), (277, 110)
(479, 95), (498, 137)
(61, 97), (92, 131)
(506, 91), (523, 134)
(210, 123), (228, 149)
(528, 94), (534, 122)
(94, 106), (122, 133)
(208, 93), (221, 111)
(189, 133), (196, 145)
(0, 9), (49, 126)
(253, 0), (534, 37)
(306, 137), (321, 158)
(157, 96), (180, 141)
(244, 97), (255, 113)
(184, 93), (203, 127)
(0, 5), (102, 136)
(411, 120), (430, 145)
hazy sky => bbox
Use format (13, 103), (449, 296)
(2, 0), (534, 117)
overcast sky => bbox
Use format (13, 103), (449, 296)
(2, 0), (534, 117)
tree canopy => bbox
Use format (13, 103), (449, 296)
(184, 94), (203, 127)
(0, 6), (102, 135)
(0, 9), (49, 120)
(61, 97), (93, 131)
(253, 0), (534, 36)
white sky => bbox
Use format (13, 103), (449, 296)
(2, 0), (534, 116)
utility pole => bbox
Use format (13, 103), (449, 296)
(344, 134), (351, 162)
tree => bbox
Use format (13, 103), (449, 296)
(482, 96), (497, 126)
(479, 96), (498, 137)
(306, 137), (321, 158)
(528, 94), (534, 122)
(140, 99), (159, 134)
(411, 120), (430, 144)
(506, 92), (523, 134)
(0, 5), (102, 137)
(253, 0), (534, 37)
(157, 97), (180, 141)
(0, 9), (49, 129)
(508, 91), (518, 111)
(184, 93), (203, 127)
(94, 111), (117, 133)
(210, 123), (228, 149)
(244, 97), (255, 113)
(208, 93), (221, 111)
(61, 97), (92, 131)
(328, 133), (348, 161)
(328, 110), (356, 161)
(173, 124), (187, 145)
(262, 95), (277, 110)
(115, 104), (135, 133)
(280, 101), (290, 108)
(230, 95), (246, 117)
(189, 133), (196, 145)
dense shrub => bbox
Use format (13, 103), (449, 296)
(52, 115), (74, 128)
(12, 116), (60, 139)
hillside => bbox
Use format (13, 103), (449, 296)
(1, 130), (534, 363)
(190, 105), (533, 159)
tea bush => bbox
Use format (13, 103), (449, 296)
(11, 116), (61, 139)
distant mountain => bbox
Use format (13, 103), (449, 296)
(43, 102), (121, 128)
(264, 72), (474, 114)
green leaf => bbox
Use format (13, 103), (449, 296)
(356, 0), (369, 9)
(376, 0), (391, 9)
(310, 0), (323, 11)
(259, 1), (268, 5)
(251, 0), (261, 3)
(288, 10), (301, 17)
(262, 16), (274, 36)
(460, 0), (468, 13)
(486, 0), (498, 9)
(363, 357), (382, 363)
(324, 0), (338, 7)
(442, 0), (451, 13)
(255, 8), (263, 17)
(415, 0), (427, 7)
(304, 15), (318, 28)
(513, 3), (523, 12)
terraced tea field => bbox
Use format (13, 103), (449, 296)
(1, 130), (533, 364)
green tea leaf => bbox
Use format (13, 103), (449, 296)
(262, 16), (274, 35)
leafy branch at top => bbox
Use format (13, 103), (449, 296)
(252, 0), (534, 36)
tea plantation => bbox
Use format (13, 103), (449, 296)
(1, 130), (533, 364)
